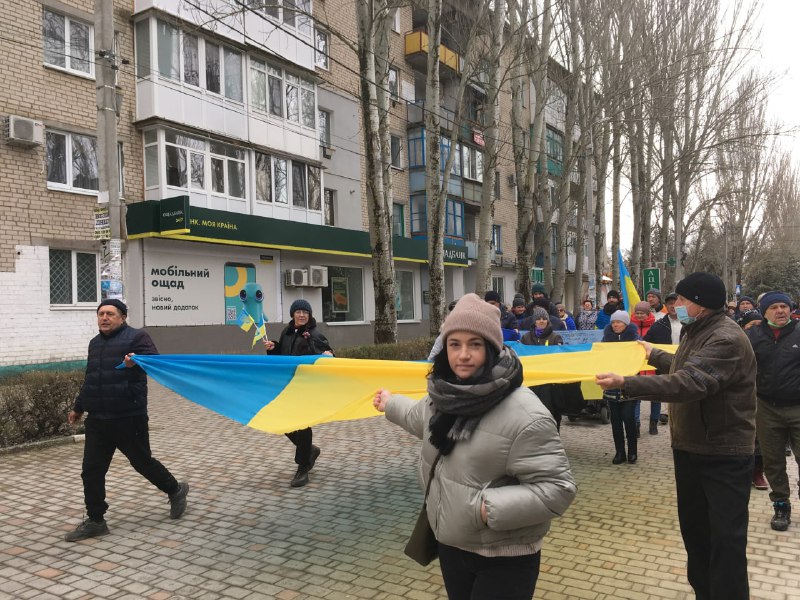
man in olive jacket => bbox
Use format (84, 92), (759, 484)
(597, 272), (756, 600)
(65, 299), (188, 541)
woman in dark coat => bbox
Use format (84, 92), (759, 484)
(521, 307), (565, 429)
(264, 299), (333, 487)
(602, 310), (640, 464)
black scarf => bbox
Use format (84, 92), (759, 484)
(427, 346), (523, 455)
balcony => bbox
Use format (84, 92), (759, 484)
(407, 101), (455, 130)
(405, 31), (461, 75)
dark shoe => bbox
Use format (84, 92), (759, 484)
(290, 465), (310, 487)
(309, 445), (321, 470)
(771, 501), (791, 531)
(169, 481), (189, 519)
(787, 444), (793, 457)
(627, 453), (638, 464)
(649, 420), (658, 435)
(612, 451), (627, 465)
(64, 519), (109, 542)
(752, 467), (768, 491)
(659, 414), (669, 425)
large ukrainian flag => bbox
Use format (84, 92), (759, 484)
(132, 341), (666, 434)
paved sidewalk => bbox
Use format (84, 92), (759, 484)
(1, 383), (798, 600)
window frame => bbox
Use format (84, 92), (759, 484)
(315, 28), (329, 70)
(390, 134), (403, 169)
(388, 66), (399, 100)
(392, 203), (404, 237)
(492, 224), (502, 254)
(49, 248), (99, 307)
(395, 269), (416, 321)
(322, 265), (366, 324)
(46, 130), (99, 194)
(323, 188), (336, 225)
(42, 8), (95, 78)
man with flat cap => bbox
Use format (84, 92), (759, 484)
(65, 299), (188, 541)
(596, 272), (757, 600)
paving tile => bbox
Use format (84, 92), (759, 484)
(1, 385), (798, 599)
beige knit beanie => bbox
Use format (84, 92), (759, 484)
(440, 293), (503, 351)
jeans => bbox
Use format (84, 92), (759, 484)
(608, 399), (637, 456)
(672, 449), (752, 600)
(285, 428), (314, 466)
(82, 415), (178, 521)
(438, 543), (540, 600)
(649, 401), (662, 421)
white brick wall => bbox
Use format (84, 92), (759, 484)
(0, 245), (96, 367)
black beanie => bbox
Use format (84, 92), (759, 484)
(484, 290), (501, 303)
(289, 298), (312, 317)
(675, 272), (726, 309)
(607, 289), (621, 300)
(97, 299), (128, 316)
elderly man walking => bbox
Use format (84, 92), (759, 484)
(596, 272), (756, 600)
(66, 299), (188, 541)
(746, 291), (800, 531)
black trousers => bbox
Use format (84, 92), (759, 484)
(672, 449), (752, 600)
(285, 427), (313, 466)
(608, 399), (637, 456)
(82, 415), (178, 521)
(438, 543), (540, 600)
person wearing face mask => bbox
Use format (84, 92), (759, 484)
(746, 291), (800, 532)
(264, 299), (334, 487)
(373, 294), (576, 600)
(595, 272), (756, 600)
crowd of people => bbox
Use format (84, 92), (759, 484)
(65, 274), (800, 600)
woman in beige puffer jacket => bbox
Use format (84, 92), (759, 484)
(374, 293), (576, 600)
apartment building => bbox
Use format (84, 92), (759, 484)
(0, 0), (586, 371)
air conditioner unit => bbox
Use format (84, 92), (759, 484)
(321, 145), (335, 159)
(284, 268), (309, 287)
(308, 265), (328, 287)
(4, 116), (44, 147)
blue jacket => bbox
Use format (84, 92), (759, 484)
(747, 320), (800, 407)
(74, 323), (158, 419)
(601, 322), (640, 342)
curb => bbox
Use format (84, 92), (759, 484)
(0, 434), (85, 456)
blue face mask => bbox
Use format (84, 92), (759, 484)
(674, 305), (695, 325)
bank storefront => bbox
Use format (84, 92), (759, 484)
(125, 197), (469, 353)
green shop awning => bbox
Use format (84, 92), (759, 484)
(126, 196), (468, 266)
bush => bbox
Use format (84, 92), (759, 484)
(0, 370), (84, 447)
(336, 336), (436, 361)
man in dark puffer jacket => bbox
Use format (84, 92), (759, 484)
(65, 299), (188, 541)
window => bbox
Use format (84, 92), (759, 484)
(205, 42), (221, 93)
(274, 158), (288, 203)
(390, 135), (402, 168)
(49, 249), (97, 305)
(118, 142), (125, 197)
(255, 152), (272, 203)
(410, 194), (427, 234)
(392, 203), (404, 237)
(392, 8), (401, 32)
(46, 131), (99, 192)
(268, 63), (283, 117)
(183, 33), (200, 86)
(319, 109), (331, 146)
(223, 47), (243, 101)
(324, 189), (335, 225)
(292, 161), (306, 207)
(283, 0), (296, 27)
(396, 270), (415, 320)
(135, 20), (151, 78)
(491, 276), (505, 301)
(461, 145), (484, 181)
(388, 67), (399, 100)
(250, 58), (268, 112)
(323, 266), (364, 323)
(211, 141), (246, 198)
(408, 128), (425, 167)
(144, 130), (159, 187)
(315, 29), (329, 70)
(42, 9), (94, 76)
(445, 199), (464, 238)
(157, 19), (179, 79)
(546, 126), (564, 165)
(494, 170), (500, 199)
(492, 225), (502, 254)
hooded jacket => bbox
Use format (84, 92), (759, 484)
(746, 319), (800, 407)
(623, 311), (756, 456)
(73, 323), (157, 419)
(520, 325), (563, 346)
(601, 322), (640, 342)
(385, 387), (576, 555)
(595, 301), (623, 330)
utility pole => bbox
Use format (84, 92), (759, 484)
(94, 0), (123, 301)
